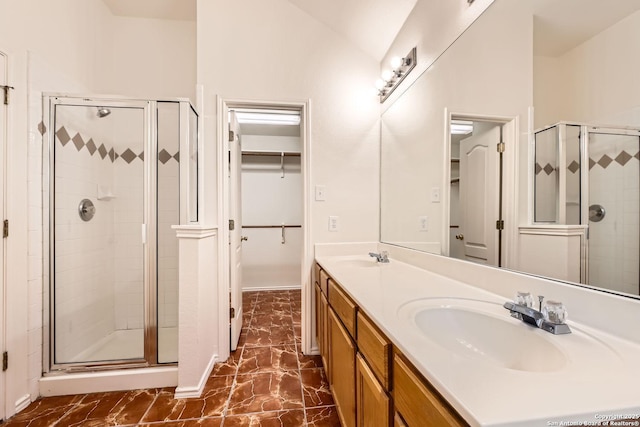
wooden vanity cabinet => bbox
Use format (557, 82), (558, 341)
(329, 308), (356, 427)
(393, 352), (467, 427)
(314, 265), (330, 379)
(356, 353), (390, 427)
(316, 265), (467, 427)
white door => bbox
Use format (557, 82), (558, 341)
(0, 50), (7, 421)
(459, 122), (501, 265)
(228, 111), (243, 351)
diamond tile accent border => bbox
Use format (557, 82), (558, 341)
(55, 127), (71, 146)
(55, 125), (179, 165)
(537, 149), (640, 175)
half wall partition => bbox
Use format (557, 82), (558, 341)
(43, 95), (198, 371)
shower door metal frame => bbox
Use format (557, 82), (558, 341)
(44, 95), (159, 372)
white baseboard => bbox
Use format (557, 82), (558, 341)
(174, 353), (217, 399)
(15, 394), (32, 413)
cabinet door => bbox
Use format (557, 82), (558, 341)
(394, 412), (408, 427)
(329, 308), (356, 427)
(356, 353), (390, 427)
(320, 290), (330, 379)
(315, 283), (323, 353)
(393, 353), (467, 427)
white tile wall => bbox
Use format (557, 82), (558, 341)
(52, 117), (116, 362)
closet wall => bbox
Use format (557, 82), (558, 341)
(241, 130), (302, 290)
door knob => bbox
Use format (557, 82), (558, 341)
(241, 236), (248, 241)
(455, 234), (464, 240)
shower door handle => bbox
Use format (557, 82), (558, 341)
(141, 224), (147, 244)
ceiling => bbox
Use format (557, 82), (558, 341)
(101, 0), (416, 61)
(533, 0), (640, 56)
(284, 0), (418, 61)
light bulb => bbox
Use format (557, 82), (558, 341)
(381, 70), (393, 82)
(375, 79), (385, 90)
(390, 56), (403, 70)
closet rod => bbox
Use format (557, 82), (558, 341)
(241, 151), (301, 157)
(242, 225), (301, 229)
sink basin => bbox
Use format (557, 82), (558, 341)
(399, 298), (567, 372)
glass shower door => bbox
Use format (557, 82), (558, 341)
(587, 131), (640, 295)
(52, 101), (148, 366)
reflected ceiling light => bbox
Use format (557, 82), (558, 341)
(451, 120), (473, 135)
(375, 47), (417, 103)
(235, 110), (300, 126)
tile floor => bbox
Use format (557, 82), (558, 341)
(4, 290), (340, 426)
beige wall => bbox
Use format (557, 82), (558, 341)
(534, 10), (640, 127)
(196, 0), (381, 242)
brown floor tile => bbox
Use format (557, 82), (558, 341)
(2, 394), (83, 426)
(300, 369), (333, 408)
(212, 350), (242, 376)
(142, 377), (232, 423)
(305, 406), (341, 426)
(298, 351), (323, 370)
(223, 409), (305, 426)
(50, 390), (157, 426)
(139, 418), (222, 427)
(238, 345), (299, 374)
(227, 371), (303, 415)
(7, 290), (328, 427)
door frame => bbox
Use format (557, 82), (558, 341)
(0, 48), (8, 421)
(217, 98), (311, 361)
(442, 110), (519, 269)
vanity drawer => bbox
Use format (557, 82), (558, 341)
(393, 353), (467, 427)
(319, 270), (330, 296)
(329, 279), (357, 337)
(314, 263), (321, 287)
(357, 311), (391, 390)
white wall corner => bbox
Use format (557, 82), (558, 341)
(15, 394), (32, 414)
(174, 353), (217, 399)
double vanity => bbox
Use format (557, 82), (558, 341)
(314, 243), (640, 426)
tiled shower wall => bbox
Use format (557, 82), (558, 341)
(157, 102), (180, 331)
(53, 116), (117, 362)
(112, 110), (145, 331)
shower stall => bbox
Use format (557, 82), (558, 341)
(43, 95), (198, 371)
(533, 122), (640, 295)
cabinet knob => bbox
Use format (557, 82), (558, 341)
(455, 234), (464, 240)
(241, 236), (248, 242)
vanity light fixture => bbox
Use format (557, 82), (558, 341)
(375, 47), (417, 103)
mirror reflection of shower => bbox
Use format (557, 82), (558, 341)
(96, 107), (111, 118)
(533, 122), (640, 295)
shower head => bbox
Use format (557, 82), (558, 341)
(97, 107), (111, 118)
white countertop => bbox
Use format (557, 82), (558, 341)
(315, 253), (640, 427)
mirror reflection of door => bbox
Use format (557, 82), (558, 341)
(450, 121), (503, 266)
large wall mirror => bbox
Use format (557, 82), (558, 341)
(381, 0), (640, 298)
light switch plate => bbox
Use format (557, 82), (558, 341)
(431, 187), (440, 203)
(328, 216), (339, 232)
(419, 216), (428, 231)
(315, 185), (326, 201)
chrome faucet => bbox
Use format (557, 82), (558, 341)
(369, 251), (389, 263)
(503, 295), (571, 335)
